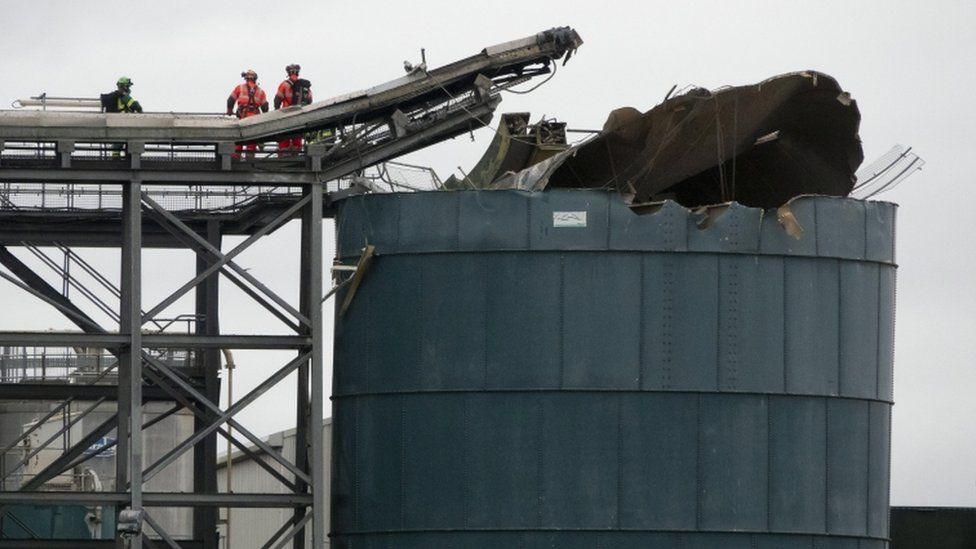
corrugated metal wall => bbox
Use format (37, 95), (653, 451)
(216, 423), (332, 548)
(332, 190), (897, 548)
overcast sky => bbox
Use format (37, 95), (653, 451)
(0, 0), (974, 507)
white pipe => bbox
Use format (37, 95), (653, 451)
(15, 97), (102, 110)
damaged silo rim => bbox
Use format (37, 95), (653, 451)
(628, 193), (898, 236)
(334, 190), (897, 267)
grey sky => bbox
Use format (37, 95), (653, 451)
(0, 0), (973, 507)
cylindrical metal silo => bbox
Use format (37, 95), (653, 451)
(332, 189), (896, 548)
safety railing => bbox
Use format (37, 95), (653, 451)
(0, 181), (304, 213)
(0, 160), (443, 215)
(0, 346), (193, 385)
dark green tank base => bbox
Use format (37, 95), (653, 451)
(332, 393), (889, 544)
(332, 190), (898, 549)
(332, 531), (888, 549)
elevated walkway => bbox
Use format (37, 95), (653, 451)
(0, 27), (580, 142)
(0, 28), (581, 246)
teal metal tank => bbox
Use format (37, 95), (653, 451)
(331, 189), (897, 548)
(0, 504), (115, 539)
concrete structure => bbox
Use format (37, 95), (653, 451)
(331, 189), (897, 548)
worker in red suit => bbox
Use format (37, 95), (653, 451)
(273, 64), (313, 156)
(226, 69), (269, 158)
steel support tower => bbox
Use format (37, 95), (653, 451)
(0, 143), (330, 549)
(0, 26), (583, 548)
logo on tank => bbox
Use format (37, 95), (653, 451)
(552, 211), (587, 228)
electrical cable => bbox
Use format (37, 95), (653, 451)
(502, 61), (557, 95)
(431, 65), (567, 149)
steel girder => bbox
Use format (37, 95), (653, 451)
(0, 542), (205, 549)
(0, 492), (312, 507)
(0, 332), (310, 348)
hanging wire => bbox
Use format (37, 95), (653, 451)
(713, 95), (727, 201)
(431, 62), (569, 149)
(502, 62), (558, 95)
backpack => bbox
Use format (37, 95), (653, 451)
(100, 91), (121, 113)
(290, 79), (312, 106)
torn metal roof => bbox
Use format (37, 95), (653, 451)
(490, 71), (863, 209)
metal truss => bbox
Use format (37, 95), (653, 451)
(0, 166), (326, 548)
(0, 43), (530, 546)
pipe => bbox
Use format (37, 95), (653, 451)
(15, 97), (102, 110)
(222, 348), (236, 549)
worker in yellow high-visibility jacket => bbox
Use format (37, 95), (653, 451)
(100, 77), (143, 158)
(101, 77), (143, 113)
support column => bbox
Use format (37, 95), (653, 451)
(293, 194), (314, 549)
(194, 220), (221, 549)
(302, 185), (324, 549)
(118, 178), (143, 548)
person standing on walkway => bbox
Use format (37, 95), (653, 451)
(274, 64), (313, 156)
(226, 69), (269, 157)
(101, 76), (143, 113)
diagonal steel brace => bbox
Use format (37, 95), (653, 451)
(142, 207), (300, 333)
(0, 398), (107, 483)
(143, 510), (182, 549)
(61, 403), (183, 475)
(0, 268), (106, 334)
(0, 399), (74, 461)
(140, 192), (311, 328)
(217, 426), (297, 492)
(141, 351), (311, 485)
(142, 352), (309, 483)
(258, 516), (299, 549)
(271, 513), (313, 549)
(138, 363), (297, 491)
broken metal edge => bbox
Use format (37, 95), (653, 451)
(332, 189), (897, 266)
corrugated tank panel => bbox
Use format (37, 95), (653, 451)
(331, 189), (897, 548)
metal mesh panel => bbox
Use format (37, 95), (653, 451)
(376, 161), (443, 192)
(0, 163), (443, 215)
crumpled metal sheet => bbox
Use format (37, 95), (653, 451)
(491, 71), (864, 208)
(443, 113), (569, 189)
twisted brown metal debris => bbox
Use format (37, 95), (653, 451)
(490, 71), (864, 209)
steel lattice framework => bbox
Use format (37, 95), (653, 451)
(0, 143), (330, 549)
(0, 26), (584, 548)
